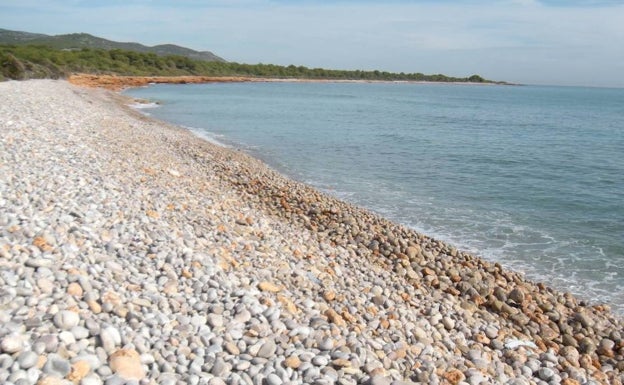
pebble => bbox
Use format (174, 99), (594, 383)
(18, 351), (39, 369)
(257, 340), (277, 358)
(71, 326), (90, 340)
(284, 356), (301, 369)
(36, 335), (58, 353)
(99, 327), (121, 352)
(312, 356), (329, 367)
(210, 357), (228, 376)
(265, 373), (283, 385)
(318, 338), (334, 351)
(67, 360), (91, 383)
(81, 375), (104, 385)
(25, 258), (54, 268)
(53, 311), (80, 331)
(109, 349), (145, 380)
(36, 376), (65, 385)
(42, 354), (71, 378)
(369, 376), (392, 385)
(538, 367), (555, 381)
(207, 314), (224, 328)
(1, 335), (23, 353)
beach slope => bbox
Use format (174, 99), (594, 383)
(0, 80), (622, 385)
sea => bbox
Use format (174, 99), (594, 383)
(124, 82), (624, 314)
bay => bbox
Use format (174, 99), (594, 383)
(125, 82), (624, 313)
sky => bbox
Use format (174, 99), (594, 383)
(2, 0), (624, 87)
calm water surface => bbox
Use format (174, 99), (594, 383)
(125, 82), (624, 313)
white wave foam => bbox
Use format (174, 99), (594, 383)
(182, 126), (230, 148)
(129, 102), (160, 109)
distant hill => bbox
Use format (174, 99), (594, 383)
(0, 28), (225, 62)
(0, 28), (499, 84)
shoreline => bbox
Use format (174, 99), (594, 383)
(1, 79), (622, 384)
(125, 81), (621, 316)
(67, 73), (504, 91)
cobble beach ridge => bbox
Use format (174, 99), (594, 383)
(1, 80), (622, 385)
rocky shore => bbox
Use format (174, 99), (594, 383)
(66, 74), (492, 91)
(67, 75), (265, 91)
(0, 79), (622, 385)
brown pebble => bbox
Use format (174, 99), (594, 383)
(67, 360), (90, 383)
(332, 358), (351, 368)
(102, 291), (121, 306)
(406, 245), (421, 259)
(87, 300), (102, 314)
(324, 308), (346, 326)
(258, 281), (282, 293)
(473, 333), (490, 345)
(33, 236), (53, 252)
(284, 355), (301, 369)
(37, 376), (63, 385)
(341, 309), (357, 324)
(277, 295), (298, 313)
(181, 269), (192, 278)
(323, 290), (336, 301)
(442, 368), (465, 385)
(109, 349), (145, 380)
(67, 282), (83, 297)
(37, 355), (47, 369)
(145, 209), (159, 219)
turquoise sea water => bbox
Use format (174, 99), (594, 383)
(125, 82), (624, 313)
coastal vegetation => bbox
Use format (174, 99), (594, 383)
(0, 28), (224, 62)
(0, 44), (490, 83)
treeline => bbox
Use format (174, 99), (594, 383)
(0, 44), (490, 83)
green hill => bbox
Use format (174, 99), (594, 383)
(0, 28), (498, 84)
(0, 28), (224, 62)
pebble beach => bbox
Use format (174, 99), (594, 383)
(0, 79), (622, 385)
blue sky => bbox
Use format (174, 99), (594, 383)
(1, 0), (623, 86)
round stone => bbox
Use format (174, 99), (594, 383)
(264, 373), (283, 385)
(312, 356), (329, 367)
(36, 375), (65, 385)
(53, 311), (80, 330)
(99, 327), (121, 352)
(42, 354), (71, 377)
(210, 357), (228, 376)
(71, 326), (90, 340)
(109, 349), (145, 380)
(441, 317), (455, 330)
(208, 378), (227, 385)
(369, 375), (392, 385)
(80, 375), (104, 385)
(318, 338), (333, 351)
(207, 314), (223, 328)
(538, 367), (555, 381)
(1, 335), (23, 354)
(257, 340), (277, 358)
(17, 351), (38, 369)
(484, 326), (498, 339)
